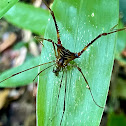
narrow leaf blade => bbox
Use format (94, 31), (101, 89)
(37, 0), (119, 126)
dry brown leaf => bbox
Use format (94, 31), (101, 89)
(0, 89), (10, 109)
(0, 33), (17, 53)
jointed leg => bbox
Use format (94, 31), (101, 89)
(78, 27), (126, 56)
(33, 63), (55, 82)
(35, 36), (57, 57)
(57, 71), (64, 105)
(43, 0), (61, 44)
(110, 24), (118, 31)
(0, 61), (54, 84)
(74, 65), (104, 108)
(60, 71), (67, 126)
(50, 71), (64, 122)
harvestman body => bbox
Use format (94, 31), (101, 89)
(0, 1), (126, 126)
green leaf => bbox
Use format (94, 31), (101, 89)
(0, 0), (18, 19)
(119, 0), (126, 23)
(107, 112), (126, 126)
(0, 56), (40, 87)
(4, 2), (49, 35)
(112, 77), (126, 98)
(37, 0), (119, 126)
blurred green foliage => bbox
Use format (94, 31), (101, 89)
(107, 112), (126, 126)
(4, 2), (49, 35)
(0, 0), (18, 19)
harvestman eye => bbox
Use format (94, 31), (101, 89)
(63, 63), (66, 66)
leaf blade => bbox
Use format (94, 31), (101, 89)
(37, 0), (119, 125)
(0, 56), (40, 87)
(0, 0), (18, 19)
(4, 2), (49, 35)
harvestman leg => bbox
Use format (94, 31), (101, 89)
(36, 1), (62, 56)
(60, 71), (67, 126)
(75, 27), (126, 107)
(54, 71), (64, 114)
(43, 1), (62, 44)
(0, 61), (54, 83)
(49, 71), (64, 123)
(110, 24), (118, 31)
(77, 27), (126, 56)
(74, 65), (104, 108)
(35, 37), (57, 57)
(33, 63), (55, 82)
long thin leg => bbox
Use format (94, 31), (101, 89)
(43, 0), (61, 44)
(49, 71), (64, 123)
(56, 71), (64, 108)
(0, 60), (55, 84)
(60, 71), (67, 126)
(74, 65), (104, 108)
(35, 36), (57, 57)
(110, 24), (118, 31)
(33, 63), (55, 81)
(77, 27), (126, 56)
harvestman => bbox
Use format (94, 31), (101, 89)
(0, 1), (126, 126)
